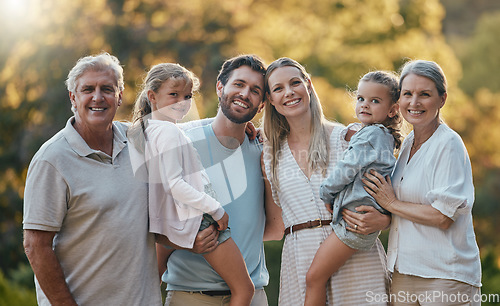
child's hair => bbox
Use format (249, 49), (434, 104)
(128, 63), (200, 152)
(358, 71), (403, 151)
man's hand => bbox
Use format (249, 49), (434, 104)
(325, 202), (334, 214)
(191, 224), (219, 254)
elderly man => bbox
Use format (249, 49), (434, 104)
(23, 53), (162, 306)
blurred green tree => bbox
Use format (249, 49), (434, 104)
(0, 270), (37, 306)
(0, 0), (498, 304)
(478, 247), (500, 306)
(458, 11), (500, 96)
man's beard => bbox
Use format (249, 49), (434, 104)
(219, 92), (260, 124)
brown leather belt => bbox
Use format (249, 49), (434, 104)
(200, 290), (231, 296)
(284, 219), (331, 236)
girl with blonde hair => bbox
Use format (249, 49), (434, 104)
(129, 63), (254, 306)
(262, 57), (391, 305)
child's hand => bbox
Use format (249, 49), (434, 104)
(325, 202), (334, 214)
(216, 212), (229, 231)
(245, 121), (262, 141)
(344, 126), (358, 142)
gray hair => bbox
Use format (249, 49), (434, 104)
(399, 60), (447, 96)
(65, 52), (124, 94)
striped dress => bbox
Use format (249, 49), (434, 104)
(264, 123), (390, 306)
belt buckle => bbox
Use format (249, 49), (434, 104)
(313, 218), (322, 228)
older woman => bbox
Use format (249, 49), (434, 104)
(364, 60), (482, 305)
(23, 53), (162, 305)
(262, 57), (391, 305)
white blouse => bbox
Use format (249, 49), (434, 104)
(388, 124), (481, 287)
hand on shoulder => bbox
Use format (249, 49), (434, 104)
(345, 128), (357, 142)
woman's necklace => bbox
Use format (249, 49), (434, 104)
(411, 138), (426, 152)
(408, 137), (426, 162)
(409, 122), (440, 159)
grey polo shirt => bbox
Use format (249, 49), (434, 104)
(23, 117), (161, 306)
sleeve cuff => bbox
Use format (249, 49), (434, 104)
(431, 199), (469, 221)
(210, 207), (226, 221)
(23, 222), (61, 232)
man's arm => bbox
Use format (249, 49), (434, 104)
(155, 225), (220, 283)
(261, 154), (284, 241)
(24, 229), (77, 306)
(156, 243), (174, 281)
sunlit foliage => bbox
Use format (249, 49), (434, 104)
(0, 0), (499, 304)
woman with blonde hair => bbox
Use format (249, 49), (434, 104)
(262, 57), (391, 305)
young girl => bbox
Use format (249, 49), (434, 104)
(304, 71), (402, 305)
(129, 63), (254, 305)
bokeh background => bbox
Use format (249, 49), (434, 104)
(1, 0), (499, 305)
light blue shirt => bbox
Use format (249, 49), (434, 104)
(320, 123), (395, 221)
(163, 123), (269, 291)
